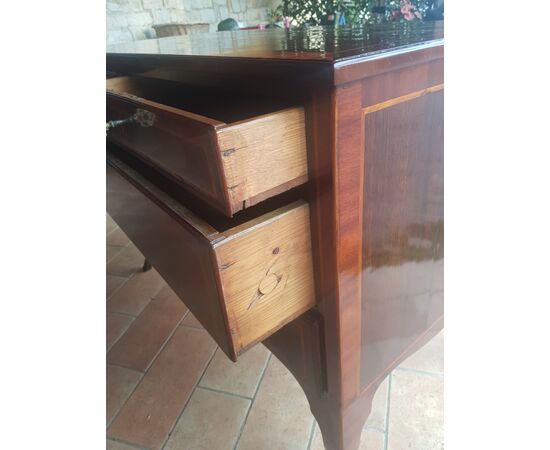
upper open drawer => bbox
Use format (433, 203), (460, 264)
(106, 76), (308, 217)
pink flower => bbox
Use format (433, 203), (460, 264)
(400, 0), (420, 21)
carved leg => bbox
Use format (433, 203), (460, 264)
(313, 390), (378, 450)
(263, 311), (380, 450)
(142, 258), (152, 272)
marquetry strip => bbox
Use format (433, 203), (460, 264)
(362, 84), (444, 115)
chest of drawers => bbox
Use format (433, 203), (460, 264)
(107, 22), (444, 450)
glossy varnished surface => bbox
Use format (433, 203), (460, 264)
(107, 22), (443, 63)
(360, 89), (444, 389)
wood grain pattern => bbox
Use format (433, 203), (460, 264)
(107, 77), (308, 216)
(214, 202), (315, 354)
(217, 107), (308, 212)
(107, 155), (315, 360)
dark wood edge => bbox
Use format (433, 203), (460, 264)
(237, 174), (309, 213)
(106, 83), (225, 126)
(107, 154), (220, 238)
(334, 41), (444, 86)
(107, 138), (231, 216)
(216, 105), (305, 129)
(211, 200), (309, 245)
(208, 127), (234, 217)
(208, 246), (239, 361)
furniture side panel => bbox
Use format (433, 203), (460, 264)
(360, 88), (444, 390)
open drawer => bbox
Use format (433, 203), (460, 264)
(106, 76), (308, 217)
(107, 154), (315, 361)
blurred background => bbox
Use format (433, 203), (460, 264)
(107, 0), (444, 44)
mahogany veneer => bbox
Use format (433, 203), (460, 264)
(107, 21), (444, 450)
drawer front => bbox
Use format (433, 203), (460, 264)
(107, 93), (229, 213)
(107, 80), (308, 217)
(107, 157), (315, 360)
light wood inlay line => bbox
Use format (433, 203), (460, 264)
(362, 84), (444, 115)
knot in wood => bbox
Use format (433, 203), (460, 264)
(258, 273), (281, 295)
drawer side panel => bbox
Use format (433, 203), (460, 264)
(106, 163), (234, 358)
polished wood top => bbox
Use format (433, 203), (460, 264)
(107, 22), (443, 64)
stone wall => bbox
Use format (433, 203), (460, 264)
(107, 0), (279, 45)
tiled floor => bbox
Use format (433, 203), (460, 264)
(106, 214), (444, 450)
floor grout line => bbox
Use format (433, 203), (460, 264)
(142, 312), (187, 373)
(306, 417), (316, 450)
(179, 323), (204, 330)
(384, 372), (392, 450)
(107, 436), (150, 450)
(107, 310), (138, 319)
(196, 385), (254, 402)
(106, 276), (131, 301)
(106, 362), (145, 373)
(232, 352), (273, 450)
(159, 342), (218, 450)
(106, 316), (135, 353)
(106, 370), (145, 430)
(106, 312), (187, 435)
(393, 366), (444, 377)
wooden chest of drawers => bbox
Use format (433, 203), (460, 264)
(107, 21), (444, 450)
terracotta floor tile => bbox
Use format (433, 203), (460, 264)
(164, 388), (250, 450)
(108, 326), (217, 450)
(365, 375), (389, 431)
(107, 269), (165, 316)
(107, 214), (118, 236)
(236, 356), (314, 450)
(107, 227), (130, 247)
(181, 312), (204, 329)
(107, 286), (188, 371)
(399, 331), (444, 374)
(107, 275), (128, 300)
(107, 245), (145, 278)
(107, 245), (125, 264)
(200, 344), (270, 398)
(106, 365), (142, 427)
(106, 439), (143, 450)
(107, 313), (135, 351)
(310, 423), (385, 450)
(387, 371), (444, 450)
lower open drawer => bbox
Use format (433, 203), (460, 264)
(107, 155), (315, 360)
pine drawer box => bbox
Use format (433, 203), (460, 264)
(106, 76), (308, 217)
(107, 154), (315, 360)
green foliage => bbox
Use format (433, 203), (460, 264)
(281, 0), (432, 26)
